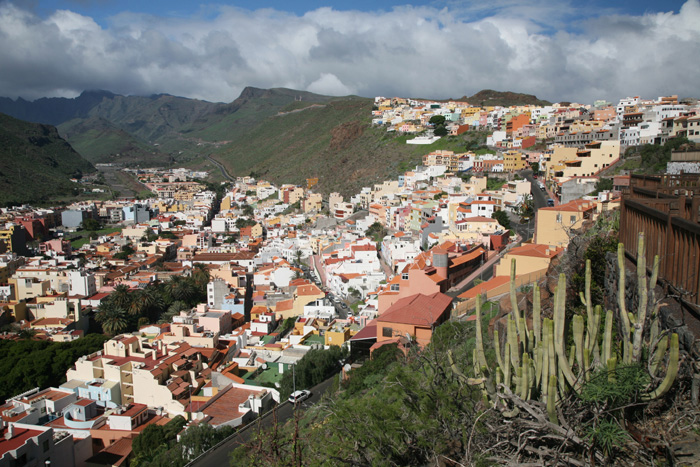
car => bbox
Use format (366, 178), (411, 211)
(288, 390), (312, 404)
(547, 199), (555, 207)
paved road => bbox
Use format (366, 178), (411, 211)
(206, 155), (234, 181)
(190, 375), (336, 467)
(521, 169), (546, 209)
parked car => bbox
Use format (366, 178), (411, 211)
(547, 198), (555, 207)
(288, 390), (312, 404)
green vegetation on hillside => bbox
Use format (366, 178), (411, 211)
(0, 334), (108, 401)
(0, 113), (95, 206)
(468, 89), (552, 107)
(1, 87), (496, 199)
(619, 137), (695, 174)
(59, 116), (171, 165)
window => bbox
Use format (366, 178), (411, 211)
(390, 284), (400, 291)
(556, 214), (562, 223)
(570, 215), (577, 224)
(401, 273), (409, 280)
(382, 327), (393, 337)
(43, 440), (49, 452)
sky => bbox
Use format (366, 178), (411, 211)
(1, 0), (698, 104)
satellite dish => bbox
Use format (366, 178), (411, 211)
(425, 259), (431, 267)
(262, 363), (268, 370)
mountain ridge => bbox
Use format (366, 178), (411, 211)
(0, 87), (540, 198)
(0, 113), (96, 206)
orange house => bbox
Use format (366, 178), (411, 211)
(376, 292), (453, 347)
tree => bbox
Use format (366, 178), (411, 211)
(433, 125), (448, 137)
(519, 194), (534, 222)
(235, 218), (256, 229)
(110, 284), (132, 309)
(591, 177), (613, 195)
(132, 416), (186, 465)
(429, 115), (446, 126)
(159, 301), (190, 324)
(166, 275), (197, 305)
(113, 244), (135, 260)
(95, 302), (129, 335)
(365, 222), (388, 243)
(81, 218), (101, 231)
(279, 346), (347, 398)
(172, 423), (234, 463)
(530, 161), (540, 174)
(491, 210), (511, 231)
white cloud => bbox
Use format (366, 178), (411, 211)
(307, 73), (353, 95)
(0, 1), (698, 103)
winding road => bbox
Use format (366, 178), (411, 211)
(206, 155), (234, 181)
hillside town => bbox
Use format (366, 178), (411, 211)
(1, 92), (699, 466)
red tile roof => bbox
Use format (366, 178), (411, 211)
(378, 292), (452, 327)
(349, 319), (378, 341)
(505, 243), (564, 259)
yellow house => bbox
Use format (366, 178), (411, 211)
(325, 320), (352, 346)
(220, 194), (233, 211)
(272, 283), (325, 320)
(303, 193), (323, 213)
(263, 216), (281, 228)
(494, 244), (564, 276)
(8, 277), (50, 301)
(547, 141), (620, 181)
(249, 223), (263, 239)
(533, 199), (597, 248)
(502, 150), (528, 172)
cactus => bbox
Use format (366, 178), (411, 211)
(650, 335), (669, 378)
(547, 375), (558, 424)
(602, 310), (613, 365)
(460, 233), (679, 423)
(474, 294), (488, 372)
(618, 242), (632, 364)
(642, 333), (679, 401)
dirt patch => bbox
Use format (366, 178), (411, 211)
(329, 121), (365, 151)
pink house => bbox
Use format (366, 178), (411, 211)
(198, 310), (233, 335)
(377, 242), (485, 314)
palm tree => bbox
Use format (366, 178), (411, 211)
(95, 302), (129, 335)
(110, 284), (132, 309)
(166, 275), (196, 305)
(191, 263), (210, 290)
(158, 300), (190, 324)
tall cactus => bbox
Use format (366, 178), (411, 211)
(455, 232), (680, 420)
